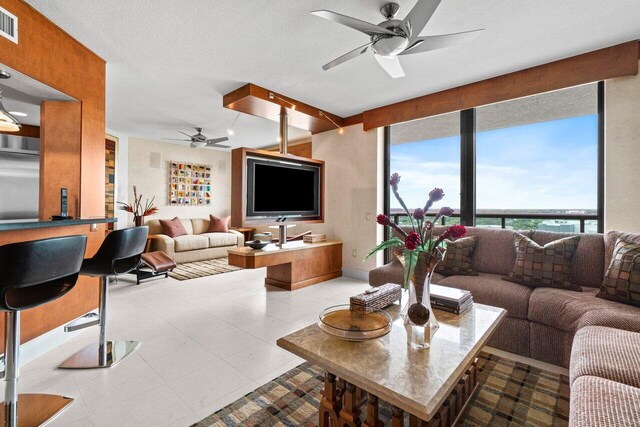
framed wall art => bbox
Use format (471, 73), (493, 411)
(169, 161), (212, 206)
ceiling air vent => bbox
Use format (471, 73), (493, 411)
(0, 6), (18, 44)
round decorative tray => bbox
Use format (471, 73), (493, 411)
(318, 305), (392, 341)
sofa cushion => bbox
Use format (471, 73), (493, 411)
(597, 238), (640, 307)
(504, 233), (582, 291)
(159, 217), (189, 238)
(200, 232), (237, 248)
(462, 228), (531, 276)
(173, 235), (209, 252)
(570, 376), (640, 427)
(605, 230), (640, 276)
(435, 236), (478, 276)
(530, 230), (604, 288)
(570, 326), (640, 388)
(528, 287), (640, 334)
(437, 272), (532, 319)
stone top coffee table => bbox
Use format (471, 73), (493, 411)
(277, 303), (506, 426)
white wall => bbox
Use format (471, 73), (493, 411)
(605, 64), (640, 233)
(127, 138), (231, 226)
(310, 124), (384, 276)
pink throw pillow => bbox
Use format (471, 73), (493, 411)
(159, 217), (188, 238)
(207, 215), (230, 233)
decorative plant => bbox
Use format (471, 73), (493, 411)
(366, 173), (466, 287)
(117, 186), (158, 218)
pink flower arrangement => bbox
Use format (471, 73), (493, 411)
(366, 173), (467, 287)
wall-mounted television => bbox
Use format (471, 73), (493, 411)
(245, 156), (321, 219)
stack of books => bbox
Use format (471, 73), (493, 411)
(430, 284), (473, 315)
(303, 234), (326, 243)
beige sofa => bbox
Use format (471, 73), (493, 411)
(146, 218), (244, 264)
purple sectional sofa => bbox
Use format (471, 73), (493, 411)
(369, 226), (640, 368)
(369, 227), (640, 427)
(369, 226), (640, 426)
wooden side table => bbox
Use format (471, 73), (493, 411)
(231, 227), (256, 242)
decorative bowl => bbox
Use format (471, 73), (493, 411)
(318, 305), (392, 341)
(247, 240), (269, 249)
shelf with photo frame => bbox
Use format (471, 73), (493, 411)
(169, 161), (212, 206)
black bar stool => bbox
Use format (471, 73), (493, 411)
(0, 235), (87, 427)
(59, 227), (148, 369)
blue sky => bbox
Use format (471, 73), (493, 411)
(390, 114), (598, 211)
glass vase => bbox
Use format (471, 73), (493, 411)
(401, 251), (441, 349)
(134, 215), (144, 227)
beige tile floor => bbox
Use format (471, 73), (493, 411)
(12, 268), (370, 427)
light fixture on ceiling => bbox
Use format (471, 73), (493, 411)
(0, 70), (11, 79)
(268, 92), (296, 110)
(0, 88), (22, 132)
(8, 111), (27, 117)
(227, 112), (240, 136)
(319, 111), (343, 134)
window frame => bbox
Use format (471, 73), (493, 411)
(383, 82), (605, 236)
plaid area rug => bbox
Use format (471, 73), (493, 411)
(168, 257), (241, 281)
(193, 352), (569, 427)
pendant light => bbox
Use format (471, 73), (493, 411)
(0, 88), (21, 132)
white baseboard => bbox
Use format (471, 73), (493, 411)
(2, 310), (97, 369)
(341, 267), (369, 282)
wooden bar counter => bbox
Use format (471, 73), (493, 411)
(228, 240), (342, 290)
(0, 218), (116, 352)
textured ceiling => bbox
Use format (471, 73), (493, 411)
(23, 0), (640, 148)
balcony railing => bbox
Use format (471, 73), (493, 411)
(390, 209), (598, 233)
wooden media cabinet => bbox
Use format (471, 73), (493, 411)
(227, 240), (342, 291)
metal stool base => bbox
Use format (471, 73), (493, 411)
(0, 393), (73, 426)
(58, 340), (140, 369)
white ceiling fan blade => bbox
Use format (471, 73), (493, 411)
(322, 43), (372, 71)
(374, 55), (405, 78)
(311, 10), (396, 36)
(400, 29), (484, 55)
(162, 138), (191, 141)
(178, 130), (194, 138)
(400, 0), (442, 42)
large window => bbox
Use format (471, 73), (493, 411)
(390, 112), (460, 226)
(386, 83), (602, 233)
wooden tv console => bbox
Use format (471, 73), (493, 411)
(227, 241), (342, 291)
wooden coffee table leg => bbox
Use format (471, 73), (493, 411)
(339, 382), (362, 426)
(362, 394), (384, 427)
(319, 372), (341, 427)
(409, 413), (441, 427)
(392, 406), (404, 427)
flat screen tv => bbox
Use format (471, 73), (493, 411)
(246, 157), (321, 219)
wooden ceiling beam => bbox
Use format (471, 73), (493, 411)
(362, 40), (640, 130)
(223, 83), (344, 134)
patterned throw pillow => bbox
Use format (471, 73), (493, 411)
(503, 233), (582, 291)
(435, 236), (478, 276)
(597, 239), (640, 306)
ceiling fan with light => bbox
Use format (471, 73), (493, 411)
(311, 0), (483, 78)
(162, 127), (231, 148)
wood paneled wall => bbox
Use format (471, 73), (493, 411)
(0, 0), (106, 349)
(39, 101), (82, 219)
(0, 0), (106, 217)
